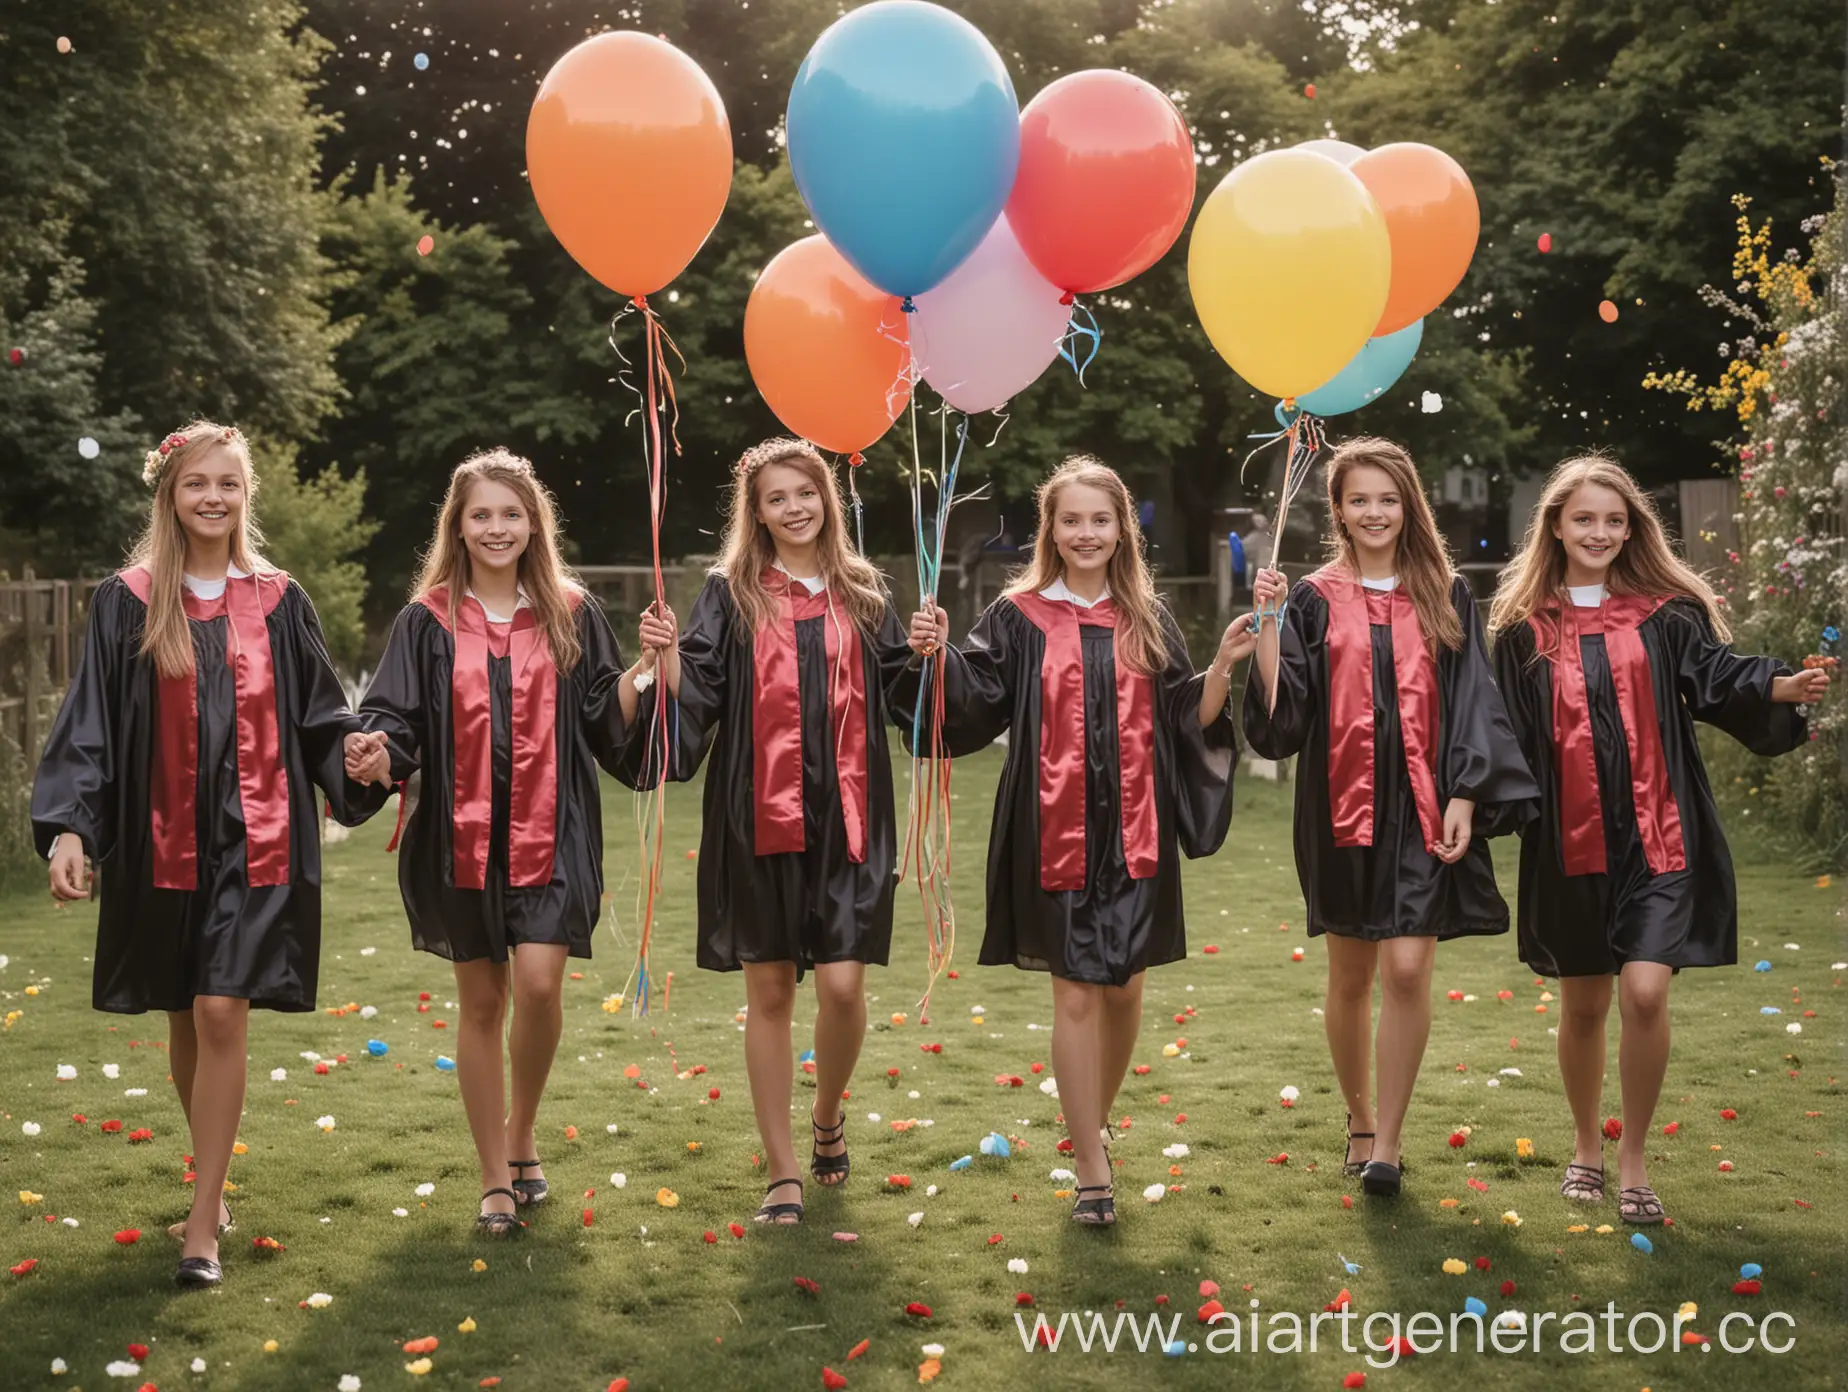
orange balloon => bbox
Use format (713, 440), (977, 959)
(527, 32), (732, 297)
(745, 236), (910, 455)
(1349, 143), (1479, 335)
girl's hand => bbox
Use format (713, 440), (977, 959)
(1434, 798), (1475, 864)
(1773, 669), (1830, 704)
(908, 605), (949, 656)
(638, 603), (677, 653)
(1252, 568), (1288, 612)
(48, 834), (89, 901)
(344, 730), (392, 788)
(1214, 613), (1258, 672)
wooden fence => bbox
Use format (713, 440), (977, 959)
(0, 572), (101, 763)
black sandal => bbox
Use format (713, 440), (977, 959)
(754, 1177), (805, 1225)
(1620, 1184), (1666, 1225)
(1343, 1112), (1376, 1178)
(174, 1255), (223, 1288)
(476, 1187), (521, 1236)
(810, 1111), (850, 1187)
(1561, 1162), (1606, 1203)
(1071, 1184), (1116, 1226)
(508, 1159), (549, 1206)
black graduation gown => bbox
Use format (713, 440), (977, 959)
(669, 574), (914, 974)
(907, 595), (1237, 987)
(30, 571), (373, 1013)
(1243, 576), (1539, 941)
(1492, 597), (1808, 977)
(356, 593), (655, 964)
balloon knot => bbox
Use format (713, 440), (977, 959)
(1281, 397), (1296, 410)
(848, 452), (866, 468)
(631, 294), (649, 311)
(1058, 291), (1075, 306)
(900, 296), (916, 314)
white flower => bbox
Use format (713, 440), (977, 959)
(1486, 1079), (1500, 1088)
(1494, 1310), (1526, 1331)
(1421, 391), (1444, 413)
(1162, 1143), (1189, 1159)
(270, 1068), (288, 1082)
(315, 1115), (336, 1131)
(414, 1183), (435, 1197)
(921, 1343), (945, 1357)
(1499, 1067), (1523, 1077)
(1007, 1257), (1028, 1274)
(392, 1208), (408, 1217)
(102, 1063), (120, 1079)
(305, 1291), (334, 1308)
(340, 1377), (363, 1392)
(56, 1064), (76, 1080)
(359, 946), (377, 956)
(0, 955), (7, 969)
(1279, 1085), (1299, 1102)
(192, 1357), (206, 1372)
(301, 1051), (321, 1062)
(926, 1185), (938, 1198)
(50, 1359), (66, 1374)
(970, 1004), (986, 1014)
(1049, 1168), (1075, 1182)
(867, 1113), (882, 1123)
(106, 1361), (141, 1377)
(1038, 1077), (1059, 1097)
(1142, 1183), (1166, 1203)
(908, 1090), (921, 1099)
(359, 1005), (378, 1019)
(610, 1172), (627, 1188)
(606, 1123), (619, 1134)
(61, 1217), (78, 1227)
(907, 1211), (924, 1227)
(1787, 1022), (1802, 1035)
(21, 1122), (39, 1137)
(125, 1088), (147, 1097)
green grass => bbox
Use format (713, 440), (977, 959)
(0, 753), (1843, 1391)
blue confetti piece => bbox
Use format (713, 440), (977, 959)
(798, 1048), (815, 1064)
(1754, 960), (1772, 972)
(979, 1132), (1012, 1158)
(1464, 1297), (1488, 1317)
(1741, 1262), (1762, 1279)
(413, 52), (429, 70)
(1760, 1006), (1782, 1015)
(948, 1155), (973, 1171)
(1163, 1340), (1188, 1356)
(434, 1056), (456, 1072)
(1631, 1233), (1653, 1254)
(365, 1039), (388, 1056)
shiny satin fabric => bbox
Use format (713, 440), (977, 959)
(1494, 596), (1808, 977)
(1543, 596), (1683, 877)
(357, 593), (650, 964)
(1006, 593), (1158, 891)
(750, 571), (868, 863)
(907, 596), (1235, 987)
(671, 574), (913, 975)
(1307, 567), (1443, 855)
(1244, 576), (1537, 942)
(29, 573), (372, 1012)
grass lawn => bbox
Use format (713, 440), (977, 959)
(0, 752), (1842, 1391)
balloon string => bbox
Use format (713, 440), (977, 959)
(846, 451), (867, 555)
(1055, 299), (1102, 384)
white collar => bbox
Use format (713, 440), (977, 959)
(1359, 575), (1399, 591)
(1040, 576), (1111, 609)
(467, 584), (530, 623)
(772, 558), (826, 596)
(1568, 583), (1606, 608)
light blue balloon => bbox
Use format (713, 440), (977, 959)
(1631, 1233), (1653, 1254)
(979, 1132), (1012, 1158)
(787, 0), (1019, 300)
(1163, 1340), (1188, 1356)
(798, 1048), (816, 1063)
(949, 1154), (973, 1171)
(434, 1055), (456, 1072)
(1464, 1297), (1487, 1317)
(1754, 960), (1772, 972)
(413, 52), (429, 71)
(1760, 1006), (1782, 1015)
(365, 1039), (388, 1057)
(1740, 1262), (1763, 1279)
(1288, 318), (1424, 418)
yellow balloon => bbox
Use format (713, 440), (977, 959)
(1187, 150), (1392, 400)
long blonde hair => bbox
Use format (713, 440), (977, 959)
(1002, 455), (1168, 675)
(1488, 453), (1729, 654)
(412, 449), (583, 673)
(1321, 436), (1463, 652)
(128, 420), (271, 679)
(712, 438), (889, 637)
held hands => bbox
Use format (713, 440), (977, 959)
(343, 730), (392, 789)
(1772, 669), (1831, 704)
(48, 834), (89, 902)
(907, 603), (950, 657)
(637, 601), (680, 697)
(1252, 568), (1288, 614)
(1433, 798), (1475, 865)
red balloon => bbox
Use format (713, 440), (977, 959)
(1006, 70), (1196, 296)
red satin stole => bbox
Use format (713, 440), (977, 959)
(120, 566), (292, 890)
(420, 588), (561, 890)
(1531, 594), (1684, 877)
(1007, 592), (1158, 892)
(1306, 567), (1443, 854)
(750, 570), (868, 862)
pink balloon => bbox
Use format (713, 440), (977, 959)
(912, 214), (1072, 415)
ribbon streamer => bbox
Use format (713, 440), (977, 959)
(1055, 299), (1102, 385)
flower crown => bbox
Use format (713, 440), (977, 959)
(142, 426), (243, 486)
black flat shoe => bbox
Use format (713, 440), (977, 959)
(810, 1111), (850, 1187)
(508, 1159), (549, 1206)
(174, 1256), (223, 1287)
(753, 1177), (805, 1225)
(1360, 1159), (1403, 1197)
(476, 1187), (521, 1236)
(1071, 1184), (1116, 1226)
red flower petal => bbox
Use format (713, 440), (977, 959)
(821, 1369), (847, 1392)
(1343, 1374), (1367, 1390)
(729, 1222), (746, 1238)
(846, 1339), (870, 1361)
(794, 1276), (820, 1294)
(1199, 1280), (1219, 1297)
(1732, 1279), (1762, 1296)
(1501, 1280), (1516, 1296)
(128, 1343), (149, 1358)
(1016, 1292), (1034, 1306)
(1198, 1299), (1225, 1322)
(113, 1229), (141, 1245)
(10, 1259), (38, 1277)
(905, 1302), (932, 1318)
(703, 1231), (717, 1244)
(1602, 1117), (1623, 1141)
(1475, 1257), (1491, 1271)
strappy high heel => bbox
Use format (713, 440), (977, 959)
(508, 1158), (549, 1206)
(810, 1111), (850, 1186)
(1343, 1112), (1376, 1178)
(754, 1177), (805, 1225)
(1071, 1184), (1116, 1226)
(476, 1187), (521, 1236)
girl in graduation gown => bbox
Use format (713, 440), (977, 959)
(31, 421), (381, 1288)
(1245, 437), (1539, 1200)
(905, 456), (1253, 1227)
(620, 439), (914, 1227)
(346, 450), (661, 1237)
(1487, 454), (1827, 1225)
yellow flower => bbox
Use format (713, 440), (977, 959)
(458, 1316), (477, 1333)
(471, 1258), (488, 1272)
(1439, 1198), (1460, 1208)
(232, 1142), (248, 1155)
(18, 1190), (42, 1205)
(656, 1188), (680, 1208)
(1567, 1224), (1589, 1234)
(263, 1340), (280, 1353)
(24, 985), (39, 996)
(601, 995), (625, 1014)
(405, 1357), (433, 1375)
(1515, 1138), (1534, 1159)
(891, 1013), (908, 1025)
(1501, 1211), (1523, 1228)
(1679, 1301), (1699, 1319)
(1442, 1258), (1467, 1275)
(686, 1142), (702, 1153)
(1162, 1044), (1180, 1058)
(1594, 1224), (1614, 1234)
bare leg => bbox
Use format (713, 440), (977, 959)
(179, 996), (249, 1263)
(504, 943), (569, 1187)
(452, 959), (515, 1218)
(1614, 963), (1673, 1192)
(1097, 972), (1145, 1122)
(808, 961), (867, 1181)
(1050, 978), (1109, 1191)
(742, 962), (801, 1220)
(1323, 934), (1378, 1163)
(168, 1010), (199, 1124)
(1370, 936), (1437, 1168)
(1557, 974), (1614, 1173)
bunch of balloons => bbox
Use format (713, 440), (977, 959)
(1187, 137), (1478, 419)
(751, 0), (1198, 453)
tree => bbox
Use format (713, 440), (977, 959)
(254, 438), (379, 672)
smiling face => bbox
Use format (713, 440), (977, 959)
(754, 461), (825, 554)
(460, 477), (532, 579)
(1552, 481), (1631, 584)
(171, 444), (247, 551)
(1049, 481), (1121, 580)
(1335, 463), (1405, 567)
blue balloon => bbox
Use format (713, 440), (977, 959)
(1282, 318), (1425, 420)
(1740, 1262), (1763, 1279)
(1464, 1297), (1488, 1317)
(365, 1039), (388, 1057)
(413, 52), (429, 71)
(787, 1), (1019, 299)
